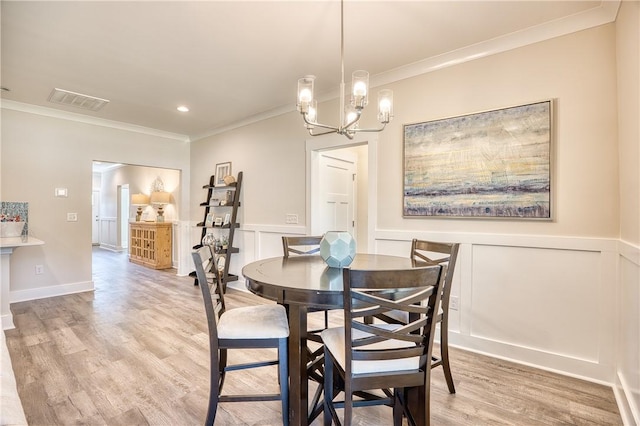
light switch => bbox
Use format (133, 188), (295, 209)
(55, 188), (68, 197)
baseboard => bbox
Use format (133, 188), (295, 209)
(10, 280), (94, 304)
(615, 371), (640, 426)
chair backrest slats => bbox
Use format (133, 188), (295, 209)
(282, 236), (323, 258)
(342, 265), (444, 368)
(192, 246), (225, 346)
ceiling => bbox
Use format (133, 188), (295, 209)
(1, 1), (618, 142)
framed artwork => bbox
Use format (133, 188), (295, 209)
(223, 213), (231, 226)
(204, 213), (214, 228)
(215, 162), (232, 186)
(214, 216), (223, 227)
(403, 100), (553, 219)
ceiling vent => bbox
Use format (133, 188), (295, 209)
(48, 88), (109, 111)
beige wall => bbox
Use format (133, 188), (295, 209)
(615, 1), (640, 423)
(100, 164), (181, 222)
(192, 24), (620, 240)
(1, 108), (190, 297)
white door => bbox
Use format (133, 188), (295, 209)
(92, 190), (100, 245)
(314, 151), (356, 237)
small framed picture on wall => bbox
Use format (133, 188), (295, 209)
(215, 162), (232, 186)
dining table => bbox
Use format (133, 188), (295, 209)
(242, 253), (429, 426)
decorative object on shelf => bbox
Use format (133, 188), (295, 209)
(202, 232), (216, 247)
(0, 221), (25, 238)
(295, 0), (393, 140)
(319, 231), (356, 268)
(223, 213), (231, 227)
(131, 193), (149, 222)
(1, 202), (28, 237)
(223, 175), (236, 186)
(215, 162), (232, 186)
(150, 191), (171, 222)
(214, 217), (223, 227)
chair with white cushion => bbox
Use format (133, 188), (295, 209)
(321, 264), (445, 426)
(192, 246), (289, 425)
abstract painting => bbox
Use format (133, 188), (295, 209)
(403, 100), (552, 219)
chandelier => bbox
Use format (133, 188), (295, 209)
(296, 0), (393, 139)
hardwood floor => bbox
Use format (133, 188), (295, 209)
(4, 248), (622, 425)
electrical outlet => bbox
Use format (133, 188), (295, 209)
(449, 296), (459, 311)
(35, 265), (44, 275)
(285, 214), (298, 224)
(67, 213), (78, 222)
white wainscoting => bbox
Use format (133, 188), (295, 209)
(234, 224), (625, 389)
(615, 239), (640, 426)
(98, 217), (121, 251)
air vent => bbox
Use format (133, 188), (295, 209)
(48, 88), (109, 111)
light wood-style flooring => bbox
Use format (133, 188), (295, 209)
(4, 248), (622, 425)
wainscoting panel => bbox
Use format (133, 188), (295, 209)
(231, 226), (624, 385)
(616, 240), (640, 425)
(98, 217), (119, 251)
(470, 245), (601, 361)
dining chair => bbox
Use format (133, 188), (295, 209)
(373, 240), (460, 394)
(282, 235), (328, 420)
(321, 264), (445, 426)
(192, 246), (290, 426)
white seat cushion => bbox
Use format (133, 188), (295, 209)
(218, 304), (289, 339)
(321, 324), (419, 375)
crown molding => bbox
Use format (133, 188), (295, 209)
(2, 1), (621, 142)
(0, 99), (191, 143)
(372, 0), (621, 88)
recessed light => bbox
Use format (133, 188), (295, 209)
(177, 105), (189, 112)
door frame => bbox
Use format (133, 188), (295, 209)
(306, 133), (378, 253)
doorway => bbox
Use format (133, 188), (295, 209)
(307, 133), (378, 253)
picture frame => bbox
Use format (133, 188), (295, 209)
(214, 216), (223, 227)
(223, 213), (231, 226)
(403, 100), (553, 219)
(215, 162), (232, 186)
(204, 213), (214, 228)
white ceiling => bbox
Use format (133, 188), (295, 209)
(1, 1), (618, 142)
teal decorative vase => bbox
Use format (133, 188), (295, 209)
(320, 231), (356, 268)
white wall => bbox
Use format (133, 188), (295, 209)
(0, 107), (191, 301)
(190, 23), (636, 401)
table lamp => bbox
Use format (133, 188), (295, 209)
(131, 193), (149, 222)
(150, 191), (171, 222)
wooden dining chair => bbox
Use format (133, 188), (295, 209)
(411, 239), (459, 394)
(282, 235), (328, 420)
(321, 264), (445, 426)
(282, 236), (330, 332)
(192, 246), (290, 426)
(372, 240), (460, 394)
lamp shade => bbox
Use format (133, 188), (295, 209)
(131, 193), (149, 206)
(150, 191), (171, 205)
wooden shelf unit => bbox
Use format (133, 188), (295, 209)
(129, 221), (173, 269)
(192, 171), (243, 290)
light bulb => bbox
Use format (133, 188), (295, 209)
(299, 88), (312, 103)
(353, 81), (367, 97)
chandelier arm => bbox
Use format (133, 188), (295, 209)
(351, 123), (389, 133)
(301, 113), (339, 131)
(309, 127), (341, 137)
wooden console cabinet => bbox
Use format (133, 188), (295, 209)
(129, 222), (172, 269)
